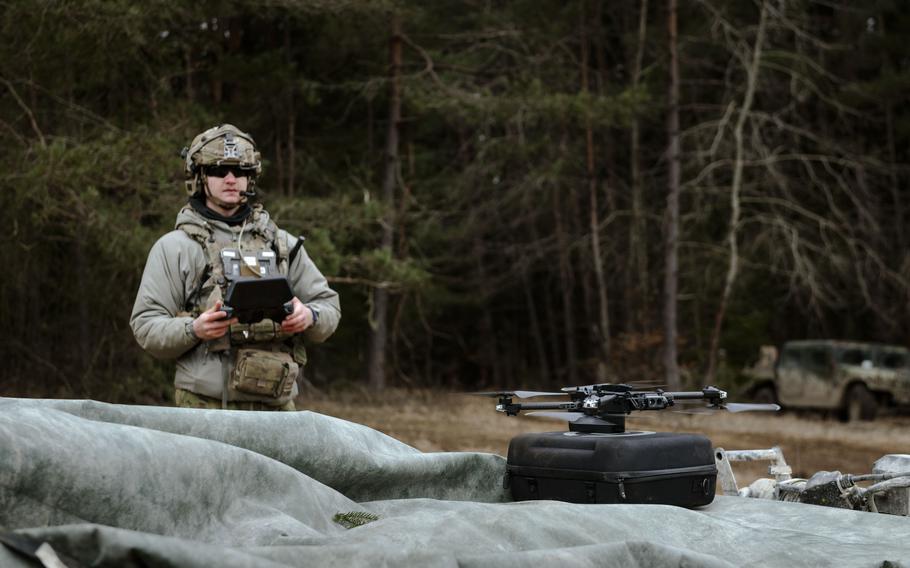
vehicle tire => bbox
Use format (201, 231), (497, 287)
(752, 385), (778, 406)
(843, 384), (877, 422)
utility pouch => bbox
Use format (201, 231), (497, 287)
(231, 349), (298, 398)
(229, 319), (293, 345)
(291, 335), (308, 367)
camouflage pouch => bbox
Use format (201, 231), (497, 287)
(229, 319), (294, 345)
(291, 334), (308, 367)
(231, 349), (298, 398)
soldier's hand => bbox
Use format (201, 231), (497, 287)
(281, 297), (313, 334)
(192, 301), (238, 340)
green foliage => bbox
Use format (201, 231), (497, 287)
(332, 511), (379, 529)
(720, 306), (773, 369)
(0, 121), (187, 399)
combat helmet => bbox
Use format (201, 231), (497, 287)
(181, 124), (262, 196)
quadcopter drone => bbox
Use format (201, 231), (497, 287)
(474, 383), (780, 434)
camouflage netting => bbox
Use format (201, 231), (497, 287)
(0, 398), (907, 567)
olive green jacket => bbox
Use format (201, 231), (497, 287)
(130, 204), (340, 401)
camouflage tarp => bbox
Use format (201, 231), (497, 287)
(1, 398), (907, 567)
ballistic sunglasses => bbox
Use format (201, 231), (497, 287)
(205, 165), (255, 178)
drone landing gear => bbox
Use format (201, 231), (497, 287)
(567, 415), (626, 434)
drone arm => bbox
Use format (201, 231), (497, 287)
(669, 391), (709, 400)
(667, 386), (727, 403)
(496, 401), (579, 415)
(509, 402), (578, 411)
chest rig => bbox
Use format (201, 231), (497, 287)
(179, 205), (303, 404)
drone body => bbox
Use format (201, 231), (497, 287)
(476, 383), (779, 507)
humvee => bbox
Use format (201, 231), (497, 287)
(747, 340), (910, 421)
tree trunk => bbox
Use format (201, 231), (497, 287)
(286, 111), (296, 197)
(580, 1), (611, 370)
(522, 267), (550, 386)
(705, 1), (768, 383)
(593, 0), (617, 213)
(629, 0), (650, 333)
(184, 48), (195, 103)
(285, 25), (297, 197)
(275, 136), (285, 194)
(75, 237), (90, 369)
(663, 0), (681, 390)
(553, 181), (579, 385)
(367, 14), (402, 391)
(474, 237), (501, 387)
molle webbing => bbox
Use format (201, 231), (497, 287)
(177, 208), (292, 345)
(180, 223), (221, 315)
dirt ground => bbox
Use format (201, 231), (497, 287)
(302, 388), (910, 489)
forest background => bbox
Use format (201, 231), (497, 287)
(2, 0), (909, 404)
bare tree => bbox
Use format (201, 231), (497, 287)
(705, 1), (768, 383)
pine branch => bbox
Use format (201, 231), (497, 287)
(332, 511), (380, 529)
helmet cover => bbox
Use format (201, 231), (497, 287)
(182, 124), (262, 195)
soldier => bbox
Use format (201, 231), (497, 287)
(130, 124), (340, 410)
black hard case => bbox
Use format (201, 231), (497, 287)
(506, 431), (717, 507)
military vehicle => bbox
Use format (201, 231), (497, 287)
(746, 340), (910, 421)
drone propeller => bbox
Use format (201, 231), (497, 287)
(717, 402), (780, 413)
(673, 401), (780, 414)
(562, 383), (629, 394)
(670, 407), (721, 415)
(562, 382), (622, 391)
(469, 390), (565, 399)
(527, 410), (631, 421)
